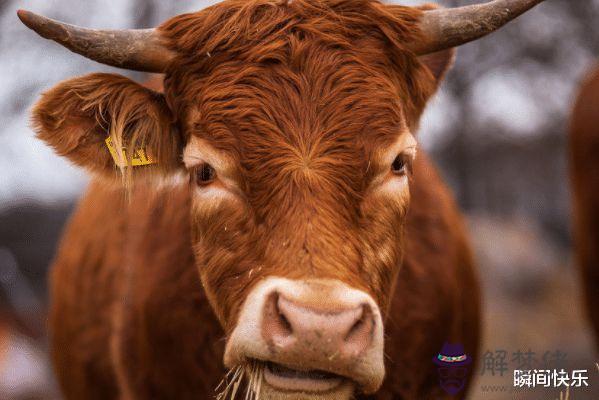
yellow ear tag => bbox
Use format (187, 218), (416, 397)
(105, 136), (156, 167)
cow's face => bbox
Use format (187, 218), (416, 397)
(173, 50), (419, 397)
(31, 2), (453, 398)
(157, 5), (453, 397)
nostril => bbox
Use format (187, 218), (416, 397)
(343, 304), (374, 356)
(262, 292), (294, 345)
(346, 308), (365, 337)
(277, 304), (293, 334)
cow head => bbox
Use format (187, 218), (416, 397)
(20, 0), (545, 398)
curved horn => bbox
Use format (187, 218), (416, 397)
(17, 9), (174, 72)
(409, 0), (547, 55)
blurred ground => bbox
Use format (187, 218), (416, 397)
(1, 0), (599, 399)
(467, 216), (598, 399)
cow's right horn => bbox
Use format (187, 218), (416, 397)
(17, 9), (173, 73)
(409, 0), (547, 55)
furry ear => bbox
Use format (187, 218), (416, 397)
(418, 48), (456, 84)
(32, 73), (183, 181)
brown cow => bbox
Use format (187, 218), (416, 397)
(570, 65), (599, 351)
(18, 1), (546, 399)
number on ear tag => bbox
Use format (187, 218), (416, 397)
(105, 136), (156, 167)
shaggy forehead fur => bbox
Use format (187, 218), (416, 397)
(158, 0), (437, 219)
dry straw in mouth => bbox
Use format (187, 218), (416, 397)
(216, 361), (264, 400)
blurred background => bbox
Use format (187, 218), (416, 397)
(1, 0), (598, 398)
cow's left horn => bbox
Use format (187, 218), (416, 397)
(17, 10), (173, 72)
(409, 0), (547, 55)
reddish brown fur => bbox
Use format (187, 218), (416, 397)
(33, 1), (481, 398)
(570, 65), (599, 350)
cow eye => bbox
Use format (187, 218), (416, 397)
(391, 155), (408, 175)
(194, 163), (216, 186)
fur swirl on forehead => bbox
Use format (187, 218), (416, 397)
(158, 0), (437, 124)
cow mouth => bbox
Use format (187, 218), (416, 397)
(261, 361), (346, 392)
